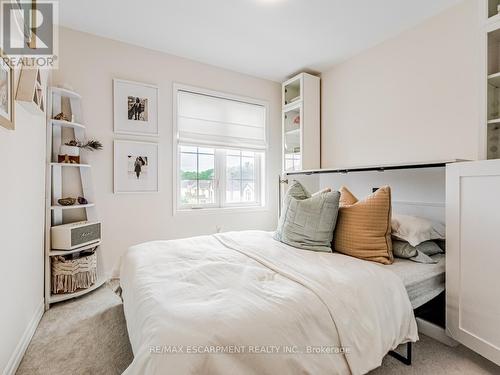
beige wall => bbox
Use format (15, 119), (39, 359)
(52, 28), (282, 276)
(321, 0), (480, 168)
(0, 71), (46, 374)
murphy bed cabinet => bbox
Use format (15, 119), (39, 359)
(446, 159), (500, 366)
(282, 72), (320, 172)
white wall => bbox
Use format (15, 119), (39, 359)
(321, 0), (480, 168)
(52, 28), (282, 276)
(0, 73), (46, 374)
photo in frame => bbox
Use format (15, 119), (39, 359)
(113, 79), (159, 136)
(114, 140), (159, 193)
(0, 50), (15, 130)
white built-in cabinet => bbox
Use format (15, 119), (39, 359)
(446, 159), (500, 366)
(282, 73), (320, 172)
(484, 1), (500, 159)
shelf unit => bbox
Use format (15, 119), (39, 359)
(281, 73), (320, 172)
(44, 87), (105, 310)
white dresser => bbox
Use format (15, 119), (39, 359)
(446, 159), (500, 365)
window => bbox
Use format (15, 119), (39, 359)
(179, 146), (216, 207)
(175, 86), (267, 211)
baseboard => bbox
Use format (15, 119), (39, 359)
(2, 298), (44, 375)
(416, 317), (459, 347)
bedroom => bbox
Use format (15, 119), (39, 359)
(1, 0), (499, 374)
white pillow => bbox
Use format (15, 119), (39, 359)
(391, 214), (445, 247)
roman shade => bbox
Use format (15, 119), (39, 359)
(177, 90), (267, 150)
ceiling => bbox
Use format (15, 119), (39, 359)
(59, 0), (462, 82)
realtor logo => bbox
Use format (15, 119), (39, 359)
(1, 0), (58, 68)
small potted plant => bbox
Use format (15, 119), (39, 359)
(58, 139), (103, 164)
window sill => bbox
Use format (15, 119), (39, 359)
(174, 205), (270, 216)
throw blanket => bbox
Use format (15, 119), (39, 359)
(120, 231), (417, 375)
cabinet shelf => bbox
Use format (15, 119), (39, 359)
(50, 203), (95, 210)
(50, 87), (82, 100)
(50, 119), (86, 130)
(49, 277), (106, 304)
(488, 118), (500, 124)
(49, 241), (101, 257)
(50, 162), (91, 168)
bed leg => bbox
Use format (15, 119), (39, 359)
(388, 342), (412, 366)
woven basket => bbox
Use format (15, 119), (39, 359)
(51, 252), (97, 294)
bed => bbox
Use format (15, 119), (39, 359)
(378, 254), (445, 309)
(120, 230), (419, 375)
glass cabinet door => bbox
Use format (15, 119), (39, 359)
(283, 105), (302, 171)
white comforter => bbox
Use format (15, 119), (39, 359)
(120, 231), (417, 375)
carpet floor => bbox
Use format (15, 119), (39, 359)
(16, 282), (500, 375)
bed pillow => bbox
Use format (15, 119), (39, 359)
(392, 240), (442, 264)
(274, 182), (340, 252)
(391, 214), (445, 247)
(333, 186), (393, 265)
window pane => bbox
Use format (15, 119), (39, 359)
(180, 153), (197, 180)
(180, 180), (198, 205)
(227, 149), (241, 157)
(242, 181), (255, 202)
(198, 180), (215, 204)
(198, 147), (214, 155)
(180, 145), (197, 153)
(226, 180), (241, 203)
(241, 157), (255, 179)
(226, 155), (241, 179)
(198, 154), (215, 180)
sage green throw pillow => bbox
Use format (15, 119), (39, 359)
(274, 182), (340, 252)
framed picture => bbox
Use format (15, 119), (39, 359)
(114, 140), (159, 193)
(113, 79), (159, 136)
(0, 50), (15, 130)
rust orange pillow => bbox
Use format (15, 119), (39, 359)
(333, 186), (393, 264)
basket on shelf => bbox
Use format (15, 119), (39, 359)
(51, 252), (97, 294)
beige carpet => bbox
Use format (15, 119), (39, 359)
(16, 282), (499, 375)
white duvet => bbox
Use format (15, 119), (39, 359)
(120, 231), (417, 375)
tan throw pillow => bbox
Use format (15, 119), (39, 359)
(333, 186), (393, 264)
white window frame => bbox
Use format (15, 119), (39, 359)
(173, 83), (269, 214)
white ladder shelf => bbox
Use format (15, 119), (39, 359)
(44, 87), (105, 310)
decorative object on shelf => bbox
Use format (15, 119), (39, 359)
(53, 112), (71, 121)
(16, 66), (45, 114)
(0, 49), (15, 130)
(51, 252), (97, 294)
(293, 115), (300, 124)
(58, 144), (80, 164)
(58, 197), (76, 206)
(51, 221), (101, 250)
(113, 79), (159, 136)
(77, 196), (88, 205)
(114, 140), (159, 193)
(58, 139), (103, 164)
